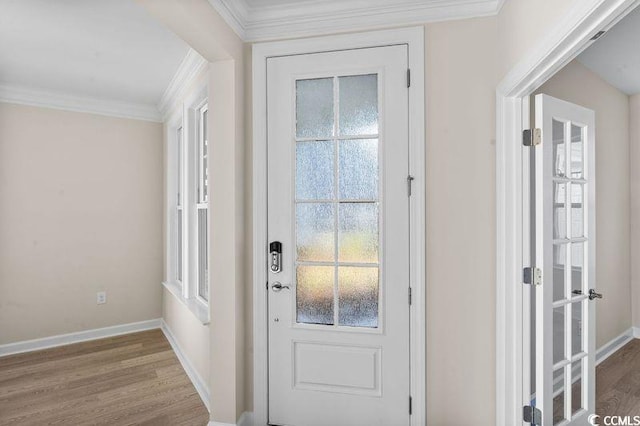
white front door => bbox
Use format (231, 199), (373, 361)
(266, 45), (410, 426)
(534, 94), (598, 425)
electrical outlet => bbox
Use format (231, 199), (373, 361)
(97, 291), (107, 305)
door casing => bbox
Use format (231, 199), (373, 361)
(252, 26), (425, 426)
(496, 0), (640, 424)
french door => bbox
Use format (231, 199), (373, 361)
(533, 94), (598, 425)
(266, 45), (410, 426)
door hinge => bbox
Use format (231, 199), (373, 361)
(408, 287), (412, 305)
(409, 396), (412, 415)
(407, 69), (411, 88)
(523, 128), (541, 147)
(407, 175), (415, 196)
(523, 405), (541, 425)
(523, 267), (542, 286)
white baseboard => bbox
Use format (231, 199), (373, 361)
(160, 320), (211, 412)
(209, 412), (253, 426)
(0, 319), (162, 357)
(596, 327), (634, 365)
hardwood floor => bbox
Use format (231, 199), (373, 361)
(553, 338), (640, 422)
(0, 329), (209, 425)
(597, 339), (640, 416)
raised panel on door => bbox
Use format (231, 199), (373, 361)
(267, 45), (410, 426)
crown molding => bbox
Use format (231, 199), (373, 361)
(158, 49), (209, 120)
(0, 84), (162, 122)
(210, 0), (503, 41)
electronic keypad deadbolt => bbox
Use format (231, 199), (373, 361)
(270, 241), (282, 273)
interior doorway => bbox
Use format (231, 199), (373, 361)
(496, 1), (640, 424)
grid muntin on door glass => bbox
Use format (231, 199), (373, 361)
(550, 118), (589, 424)
(294, 73), (383, 330)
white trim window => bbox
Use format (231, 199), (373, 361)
(176, 125), (184, 286)
(165, 88), (210, 323)
(196, 104), (209, 302)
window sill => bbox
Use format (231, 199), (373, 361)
(162, 281), (210, 325)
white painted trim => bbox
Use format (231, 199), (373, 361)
(596, 328), (634, 365)
(252, 26), (425, 426)
(208, 412), (253, 426)
(207, 0), (247, 40)
(0, 84), (162, 122)
(162, 281), (210, 325)
(0, 319), (161, 357)
(496, 0), (640, 424)
(160, 319), (211, 412)
(634, 327), (640, 338)
(158, 49), (209, 120)
(211, 0), (501, 42)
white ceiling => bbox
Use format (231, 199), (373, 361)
(210, 0), (504, 41)
(578, 6), (640, 96)
(0, 0), (190, 117)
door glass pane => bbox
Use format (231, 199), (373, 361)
(296, 203), (335, 262)
(572, 302), (582, 356)
(554, 182), (567, 239)
(339, 139), (378, 200)
(296, 265), (334, 325)
(294, 73), (381, 330)
(296, 78), (334, 139)
(338, 74), (378, 136)
(571, 183), (584, 238)
(296, 141), (335, 200)
(553, 119), (566, 177)
(553, 370), (567, 425)
(338, 203), (379, 263)
(571, 124), (583, 178)
(571, 359), (584, 415)
(553, 244), (566, 302)
(338, 267), (379, 327)
(571, 243), (584, 295)
(553, 306), (565, 365)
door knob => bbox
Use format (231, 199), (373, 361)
(588, 289), (603, 300)
(271, 282), (290, 292)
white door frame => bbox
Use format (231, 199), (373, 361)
(496, 0), (640, 424)
(252, 26), (425, 426)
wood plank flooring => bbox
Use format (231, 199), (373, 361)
(553, 338), (640, 422)
(0, 329), (209, 425)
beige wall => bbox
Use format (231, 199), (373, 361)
(162, 287), (210, 383)
(631, 94), (640, 329)
(424, 17), (498, 425)
(536, 60), (631, 348)
(0, 103), (163, 344)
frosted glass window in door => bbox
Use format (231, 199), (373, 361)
(339, 74), (378, 136)
(296, 78), (334, 139)
(338, 203), (379, 263)
(294, 73), (381, 329)
(296, 265), (335, 325)
(296, 203), (335, 262)
(339, 139), (378, 200)
(296, 141), (335, 200)
(338, 267), (379, 327)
